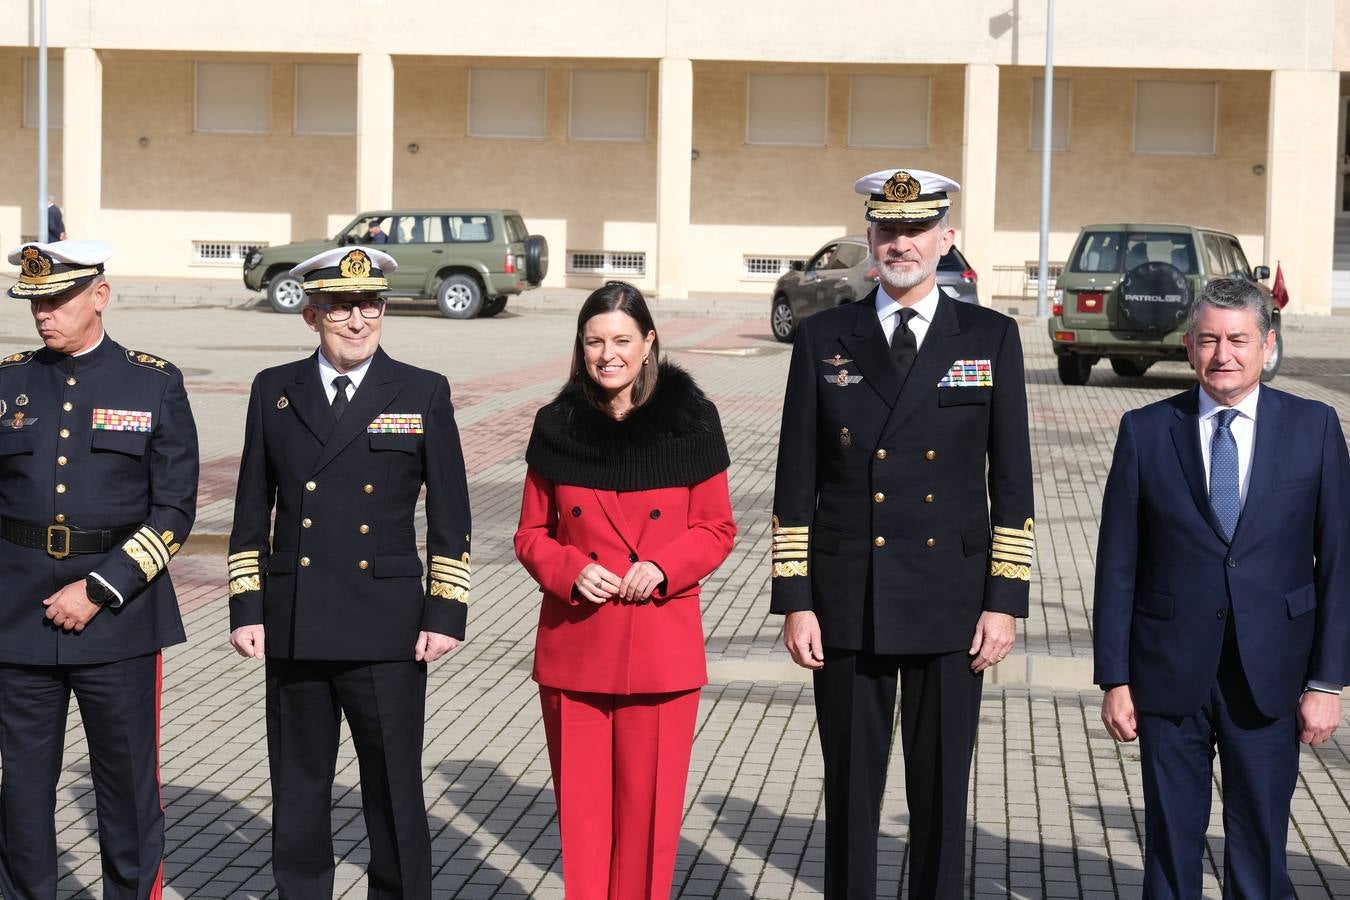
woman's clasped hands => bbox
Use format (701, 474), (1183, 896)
(575, 560), (665, 605)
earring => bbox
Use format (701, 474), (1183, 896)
(642, 355), (649, 366)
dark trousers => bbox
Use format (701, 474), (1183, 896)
(0, 654), (165, 900)
(814, 647), (983, 900)
(265, 657), (431, 900)
(1137, 641), (1299, 900)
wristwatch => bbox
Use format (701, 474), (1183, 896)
(85, 575), (116, 606)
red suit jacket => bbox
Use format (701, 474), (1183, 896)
(515, 467), (736, 695)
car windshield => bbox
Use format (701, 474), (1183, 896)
(1070, 231), (1198, 275)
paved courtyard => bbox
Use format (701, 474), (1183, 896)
(0, 289), (1347, 899)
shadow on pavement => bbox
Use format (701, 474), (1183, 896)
(434, 757), (753, 898)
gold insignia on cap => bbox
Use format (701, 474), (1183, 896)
(340, 250), (372, 280)
(882, 171), (921, 203)
(21, 247), (52, 278)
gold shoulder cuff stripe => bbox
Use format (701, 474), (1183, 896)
(228, 575), (261, 597)
(771, 515), (812, 576)
(990, 519), (1034, 579)
(126, 350), (176, 374)
(430, 582), (469, 603)
(990, 560), (1031, 581)
(122, 525), (181, 582)
(0, 350), (36, 368)
(429, 551), (471, 602)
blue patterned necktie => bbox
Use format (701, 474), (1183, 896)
(1209, 408), (1240, 541)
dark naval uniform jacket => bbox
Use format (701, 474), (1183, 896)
(228, 347), (472, 659)
(0, 337), (197, 665)
(770, 290), (1035, 654)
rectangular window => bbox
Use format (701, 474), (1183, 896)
(1133, 81), (1216, 155)
(744, 256), (808, 280)
(747, 73), (827, 146)
(295, 63), (357, 135)
(23, 57), (63, 128)
(570, 70), (647, 141)
(848, 75), (929, 148)
(566, 251), (646, 276)
(1030, 77), (1070, 151)
(195, 61), (271, 134)
(469, 68), (547, 139)
(192, 241), (267, 266)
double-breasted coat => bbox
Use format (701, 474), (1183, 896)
(228, 347), (472, 658)
(770, 290), (1035, 652)
(0, 337), (197, 665)
(516, 469), (736, 694)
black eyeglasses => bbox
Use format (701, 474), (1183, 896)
(311, 298), (385, 322)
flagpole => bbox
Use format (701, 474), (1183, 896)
(37, 0), (48, 243)
(1036, 0), (1054, 318)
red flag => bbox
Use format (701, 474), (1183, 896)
(1272, 262), (1289, 309)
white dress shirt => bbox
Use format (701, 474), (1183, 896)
(1196, 385), (1260, 505)
(317, 350), (373, 402)
(1197, 386), (1341, 694)
(875, 283), (940, 350)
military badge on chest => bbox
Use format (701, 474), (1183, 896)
(822, 354), (862, 387)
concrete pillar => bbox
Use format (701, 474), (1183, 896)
(656, 58), (693, 300)
(1265, 69), (1338, 314)
(61, 47), (101, 240)
(356, 53), (395, 212)
(961, 63), (999, 303)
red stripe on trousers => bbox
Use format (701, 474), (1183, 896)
(148, 651), (163, 900)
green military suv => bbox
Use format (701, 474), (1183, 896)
(243, 209), (548, 318)
(1048, 224), (1281, 385)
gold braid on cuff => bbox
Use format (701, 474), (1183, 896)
(990, 518), (1035, 581)
(771, 515), (809, 578)
(429, 552), (471, 604)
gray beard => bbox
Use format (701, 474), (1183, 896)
(874, 256), (938, 293)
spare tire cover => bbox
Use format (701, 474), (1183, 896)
(1118, 263), (1191, 333)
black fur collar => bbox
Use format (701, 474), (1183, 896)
(525, 362), (730, 491)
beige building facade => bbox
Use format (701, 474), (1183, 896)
(2, 1), (1348, 312)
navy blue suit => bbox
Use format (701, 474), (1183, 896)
(1094, 385), (1350, 898)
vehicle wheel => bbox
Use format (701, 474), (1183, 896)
(771, 295), (796, 343)
(1109, 357), (1152, 377)
(524, 235), (549, 285)
(480, 295), (508, 318)
(1057, 353), (1093, 386)
(1260, 327), (1283, 382)
(436, 274), (484, 319)
(267, 272), (305, 314)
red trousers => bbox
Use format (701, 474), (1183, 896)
(539, 686), (701, 900)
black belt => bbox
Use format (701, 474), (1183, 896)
(0, 517), (138, 560)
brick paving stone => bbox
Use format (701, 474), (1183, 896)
(0, 301), (1346, 898)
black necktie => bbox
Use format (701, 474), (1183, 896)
(331, 375), (352, 420)
(890, 308), (919, 382)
